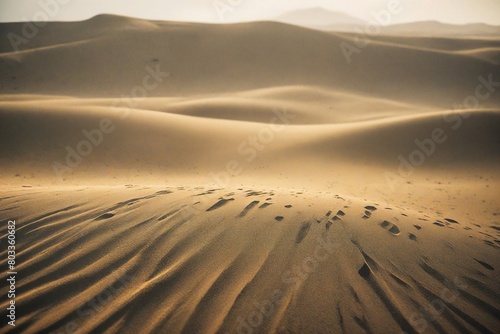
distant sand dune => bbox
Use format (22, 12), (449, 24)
(1, 17), (499, 108)
(1, 97), (498, 185)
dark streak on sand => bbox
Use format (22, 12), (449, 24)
(474, 259), (494, 271)
(95, 213), (115, 220)
(206, 198), (234, 212)
(296, 222), (312, 243)
(239, 201), (260, 217)
(358, 263), (371, 278)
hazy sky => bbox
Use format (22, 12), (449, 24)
(0, 0), (499, 25)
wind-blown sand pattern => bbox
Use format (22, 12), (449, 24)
(0, 15), (499, 334)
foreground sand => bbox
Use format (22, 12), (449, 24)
(0, 15), (499, 334)
(0, 184), (498, 333)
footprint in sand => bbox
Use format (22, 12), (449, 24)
(285, 205), (293, 208)
(296, 222), (312, 243)
(246, 191), (265, 197)
(238, 201), (259, 217)
(365, 206), (377, 211)
(408, 233), (417, 241)
(380, 220), (400, 235)
(362, 211), (371, 219)
(444, 218), (460, 224)
(414, 225), (422, 230)
(326, 210), (332, 217)
(155, 190), (173, 195)
(483, 240), (498, 248)
(259, 203), (273, 209)
(337, 210), (345, 216)
(275, 216), (284, 222)
(206, 198), (234, 212)
(326, 221), (332, 230)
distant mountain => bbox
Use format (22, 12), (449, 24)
(274, 7), (366, 30)
(275, 9), (500, 37)
(381, 21), (500, 37)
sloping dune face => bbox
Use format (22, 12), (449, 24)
(0, 15), (499, 334)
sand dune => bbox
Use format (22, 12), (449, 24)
(1, 16), (499, 108)
(1, 97), (499, 187)
(0, 15), (499, 334)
